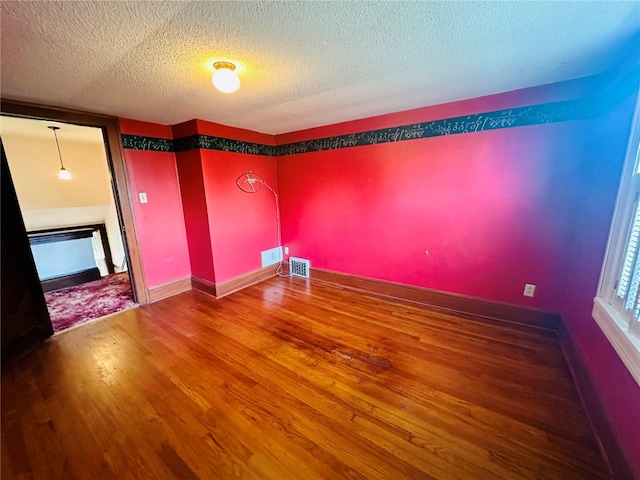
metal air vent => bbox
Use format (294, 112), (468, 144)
(289, 257), (310, 279)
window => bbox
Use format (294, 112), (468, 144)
(594, 94), (640, 386)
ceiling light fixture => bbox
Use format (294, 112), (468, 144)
(48, 126), (71, 180)
(212, 61), (240, 93)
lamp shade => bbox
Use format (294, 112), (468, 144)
(49, 125), (72, 180)
(212, 62), (240, 93)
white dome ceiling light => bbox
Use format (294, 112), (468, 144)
(212, 61), (240, 94)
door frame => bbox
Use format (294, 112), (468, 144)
(1, 99), (149, 304)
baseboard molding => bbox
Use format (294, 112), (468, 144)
(191, 266), (278, 299)
(191, 275), (217, 298)
(215, 265), (278, 298)
(41, 267), (101, 292)
(310, 267), (560, 331)
(148, 276), (192, 303)
(557, 323), (635, 480)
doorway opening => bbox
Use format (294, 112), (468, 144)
(1, 115), (137, 332)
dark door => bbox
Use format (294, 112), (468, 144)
(1, 141), (54, 358)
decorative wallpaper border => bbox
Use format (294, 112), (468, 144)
(121, 96), (598, 156)
(121, 134), (174, 152)
(276, 97), (595, 156)
(174, 134), (276, 156)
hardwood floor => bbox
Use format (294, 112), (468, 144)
(1, 277), (608, 479)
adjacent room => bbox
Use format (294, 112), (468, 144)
(1, 2), (639, 479)
(1, 116), (136, 332)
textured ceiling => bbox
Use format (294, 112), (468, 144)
(1, 1), (638, 135)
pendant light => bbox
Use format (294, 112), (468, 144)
(212, 61), (240, 93)
(48, 126), (71, 180)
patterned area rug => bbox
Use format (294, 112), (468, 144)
(44, 272), (136, 332)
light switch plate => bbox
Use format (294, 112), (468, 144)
(139, 192), (148, 203)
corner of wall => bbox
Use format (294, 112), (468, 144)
(557, 320), (638, 480)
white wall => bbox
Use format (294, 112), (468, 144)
(31, 238), (96, 280)
(22, 205), (127, 272)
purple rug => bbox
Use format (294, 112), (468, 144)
(44, 272), (136, 332)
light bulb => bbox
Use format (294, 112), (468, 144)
(59, 167), (71, 180)
(212, 67), (240, 93)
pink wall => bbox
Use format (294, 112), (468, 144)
(118, 118), (191, 287)
(275, 78), (640, 472)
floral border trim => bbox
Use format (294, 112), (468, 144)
(121, 96), (596, 156)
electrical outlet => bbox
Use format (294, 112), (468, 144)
(284, 247), (289, 255)
(139, 192), (148, 203)
(523, 284), (536, 297)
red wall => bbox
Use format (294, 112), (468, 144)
(173, 120), (279, 284)
(275, 78), (640, 472)
(118, 118), (191, 287)
(558, 92), (640, 477)
(201, 149), (279, 282)
(276, 84), (597, 310)
(175, 149), (215, 281)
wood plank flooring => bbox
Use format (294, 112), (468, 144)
(1, 277), (608, 479)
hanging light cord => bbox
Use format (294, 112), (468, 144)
(49, 126), (66, 169)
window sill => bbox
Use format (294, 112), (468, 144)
(592, 297), (640, 387)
